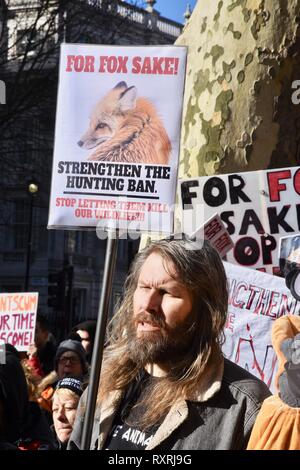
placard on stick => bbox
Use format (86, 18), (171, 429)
(0, 292), (38, 352)
(48, 44), (187, 235)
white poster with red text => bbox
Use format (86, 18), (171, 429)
(179, 167), (300, 274)
(0, 293), (38, 352)
(48, 44), (187, 234)
(223, 262), (300, 391)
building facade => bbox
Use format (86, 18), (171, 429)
(0, 0), (183, 338)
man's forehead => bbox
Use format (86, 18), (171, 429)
(138, 252), (180, 283)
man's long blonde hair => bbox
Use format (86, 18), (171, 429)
(98, 238), (228, 429)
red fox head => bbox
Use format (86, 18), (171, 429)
(78, 81), (137, 150)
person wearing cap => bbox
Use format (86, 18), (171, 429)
(247, 315), (300, 450)
(38, 339), (88, 416)
(69, 237), (271, 450)
(52, 377), (84, 450)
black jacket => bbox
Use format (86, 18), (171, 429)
(0, 345), (29, 444)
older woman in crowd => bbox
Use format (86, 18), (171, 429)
(52, 377), (84, 450)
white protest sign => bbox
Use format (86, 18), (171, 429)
(179, 166), (300, 274)
(0, 293), (38, 352)
(0, 340), (5, 364)
(48, 44), (187, 234)
(192, 213), (234, 258)
(223, 262), (300, 391)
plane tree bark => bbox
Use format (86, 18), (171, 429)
(176, 0), (300, 177)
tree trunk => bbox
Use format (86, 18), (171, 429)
(176, 0), (300, 177)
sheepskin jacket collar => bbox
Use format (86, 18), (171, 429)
(96, 354), (224, 449)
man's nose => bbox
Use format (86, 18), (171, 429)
(142, 288), (162, 313)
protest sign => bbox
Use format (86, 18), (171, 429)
(179, 166), (300, 273)
(0, 292), (38, 352)
(48, 44), (187, 234)
(223, 262), (300, 391)
(191, 213), (234, 258)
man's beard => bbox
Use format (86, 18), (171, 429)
(127, 311), (196, 367)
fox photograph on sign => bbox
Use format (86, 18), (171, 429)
(48, 44), (187, 234)
(78, 80), (171, 165)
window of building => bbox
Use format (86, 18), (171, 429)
(16, 29), (42, 56)
(14, 200), (30, 250)
(16, 28), (55, 57)
(75, 232), (87, 255)
(73, 288), (88, 322)
(32, 206), (48, 254)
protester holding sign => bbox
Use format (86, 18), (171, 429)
(68, 237), (270, 450)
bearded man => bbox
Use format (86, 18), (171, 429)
(69, 237), (270, 450)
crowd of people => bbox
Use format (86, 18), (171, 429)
(0, 317), (96, 450)
(1, 237), (300, 450)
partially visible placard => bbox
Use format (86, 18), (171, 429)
(180, 166), (300, 273)
(223, 262), (300, 391)
(0, 292), (38, 352)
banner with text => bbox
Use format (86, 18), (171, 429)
(180, 166), (300, 273)
(0, 292), (38, 352)
(48, 44), (187, 234)
(192, 213), (234, 258)
(223, 262), (300, 391)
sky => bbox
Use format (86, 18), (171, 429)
(153, 0), (198, 24)
(154, 0), (197, 23)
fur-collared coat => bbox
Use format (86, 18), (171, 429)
(68, 356), (270, 450)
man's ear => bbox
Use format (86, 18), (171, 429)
(118, 86), (137, 111)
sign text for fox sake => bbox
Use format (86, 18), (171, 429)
(48, 44), (187, 234)
(180, 166), (300, 273)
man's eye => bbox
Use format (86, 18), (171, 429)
(159, 289), (168, 295)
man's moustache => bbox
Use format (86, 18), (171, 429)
(134, 312), (165, 329)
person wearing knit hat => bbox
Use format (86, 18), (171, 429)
(56, 377), (84, 396)
(55, 339), (88, 380)
(52, 377), (84, 449)
(37, 340), (89, 419)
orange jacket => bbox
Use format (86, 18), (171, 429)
(247, 315), (300, 450)
(37, 385), (55, 414)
